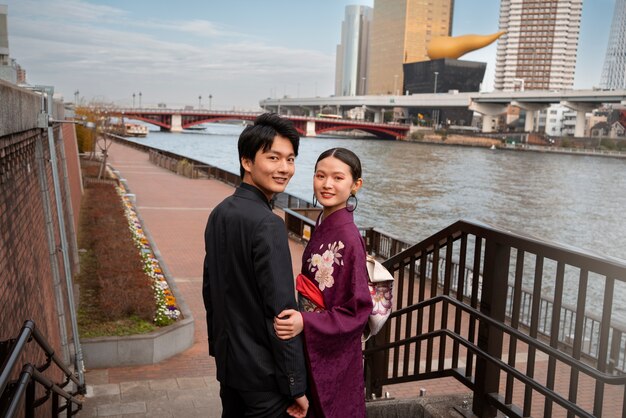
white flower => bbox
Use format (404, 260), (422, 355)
(315, 264), (335, 291)
(310, 253), (322, 268)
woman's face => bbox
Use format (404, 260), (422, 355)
(314, 156), (362, 216)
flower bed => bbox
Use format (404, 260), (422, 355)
(116, 182), (181, 325)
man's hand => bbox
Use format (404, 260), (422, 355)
(274, 309), (304, 339)
(286, 395), (308, 418)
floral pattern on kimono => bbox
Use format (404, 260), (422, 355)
(307, 241), (344, 291)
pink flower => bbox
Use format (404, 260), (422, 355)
(370, 283), (393, 315)
(321, 249), (335, 267)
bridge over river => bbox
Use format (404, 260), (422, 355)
(109, 108), (410, 140)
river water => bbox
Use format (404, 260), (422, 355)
(124, 123), (626, 316)
(128, 123), (626, 260)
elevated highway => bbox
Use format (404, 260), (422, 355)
(260, 89), (626, 137)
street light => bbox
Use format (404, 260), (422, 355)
(433, 72), (439, 94)
(132, 92), (136, 108)
(209, 94), (213, 110)
(139, 91), (142, 108)
(198, 95), (202, 109)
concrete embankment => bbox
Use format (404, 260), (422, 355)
(407, 129), (626, 158)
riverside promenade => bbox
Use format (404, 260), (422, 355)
(78, 141), (467, 417)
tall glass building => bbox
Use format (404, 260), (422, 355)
(494, 0), (582, 91)
(335, 5), (372, 96)
(366, 0), (454, 95)
(600, 0), (626, 89)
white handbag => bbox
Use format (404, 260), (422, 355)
(363, 255), (394, 341)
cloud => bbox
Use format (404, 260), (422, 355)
(6, 0), (336, 108)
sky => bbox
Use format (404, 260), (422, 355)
(2, 0), (616, 110)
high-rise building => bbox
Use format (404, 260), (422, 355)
(0, 4), (17, 84)
(600, 0), (626, 89)
(1, 4), (10, 66)
(494, 0), (582, 91)
(335, 5), (372, 96)
(366, 0), (454, 95)
(16, 62), (26, 84)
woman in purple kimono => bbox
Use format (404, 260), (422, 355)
(274, 148), (373, 418)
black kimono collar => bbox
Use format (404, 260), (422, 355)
(237, 182), (273, 210)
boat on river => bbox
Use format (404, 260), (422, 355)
(111, 123), (149, 137)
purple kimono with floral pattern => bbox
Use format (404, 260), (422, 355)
(299, 208), (373, 418)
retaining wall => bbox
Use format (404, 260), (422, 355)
(0, 80), (81, 403)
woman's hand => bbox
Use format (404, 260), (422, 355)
(286, 395), (309, 417)
(274, 309), (303, 340)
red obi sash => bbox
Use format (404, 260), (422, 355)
(296, 273), (326, 310)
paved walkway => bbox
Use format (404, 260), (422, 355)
(78, 142), (309, 417)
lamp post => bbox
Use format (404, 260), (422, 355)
(139, 91), (142, 108)
(209, 94), (213, 110)
(74, 90), (79, 105)
(433, 72), (439, 94)
(132, 93), (136, 108)
(198, 95), (202, 109)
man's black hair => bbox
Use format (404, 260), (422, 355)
(237, 113), (300, 179)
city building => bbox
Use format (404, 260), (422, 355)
(0, 4), (21, 84)
(494, 0), (583, 91)
(15, 61), (26, 84)
(543, 105), (578, 136)
(366, 0), (454, 95)
(600, 0), (626, 89)
(335, 5), (372, 96)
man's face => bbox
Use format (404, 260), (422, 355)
(241, 134), (296, 201)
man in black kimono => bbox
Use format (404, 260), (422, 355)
(203, 113), (308, 418)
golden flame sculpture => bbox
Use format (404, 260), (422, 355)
(426, 31), (506, 60)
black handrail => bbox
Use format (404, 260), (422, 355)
(364, 295), (626, 385)
(0, 320), (84, 417)
(366, 219), (626, 418)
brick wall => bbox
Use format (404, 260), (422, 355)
(0, 81), (82, 414)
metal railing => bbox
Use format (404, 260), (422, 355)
(427, 254), (626, 374)
(112, 136), (315, 208)
(363, 220), (626, 417)
(0, 320), (84, 417)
